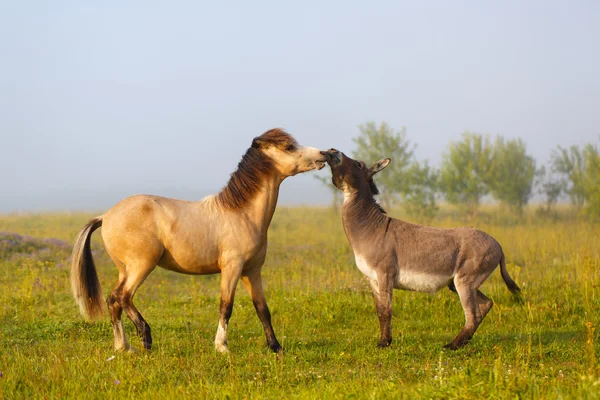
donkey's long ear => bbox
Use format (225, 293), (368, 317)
(368, 158), (391, 177)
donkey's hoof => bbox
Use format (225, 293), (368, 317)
(269, 342), (283, 354)
(377, 340), (392, 349)
(443, 343), (460, 351)
(215, 343), (230, 353)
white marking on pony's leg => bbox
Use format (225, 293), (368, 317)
(112, 320), (130, 352)
(214, 321), (229, 353)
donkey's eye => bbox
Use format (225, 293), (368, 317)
(355, 161), (364, 168)
(286, 144), (296, 151)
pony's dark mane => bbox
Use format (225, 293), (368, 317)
(217, 129), (297, 211)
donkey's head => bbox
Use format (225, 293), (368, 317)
(252, 129), (330, 177)
(326, 149), (390, 196)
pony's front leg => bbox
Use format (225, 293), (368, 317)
(242, 270), (282, 353)
(214, 263), (242, 353)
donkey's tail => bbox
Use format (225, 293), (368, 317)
(499, 251), (521, 295)
(71, 216), (105, 321)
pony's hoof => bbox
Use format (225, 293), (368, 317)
(115, 344), (136, 353)
(215, 343), (229, 353)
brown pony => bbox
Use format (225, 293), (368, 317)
(71, 129), (329, 353)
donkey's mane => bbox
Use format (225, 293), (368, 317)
(217, 129), (297, 211)
(342, 175), (388, 233)
(363, 191), (387, 215)
(368, 180), (387, 214)
(344, 191), (388, 233)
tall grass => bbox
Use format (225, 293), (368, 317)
(0, 207), (598, 399)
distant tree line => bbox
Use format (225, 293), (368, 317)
(319, 121), (600, 220)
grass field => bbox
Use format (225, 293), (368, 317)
(0, 207), (599, 399)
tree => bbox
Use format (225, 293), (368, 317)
(352, 122), (414, 210)
(314, 175), (342, 212)
(535, 165), (563, 216)
(582, 142), (600, 218)
(551, 141), (600, 218)
(440, 132), (494, 219)
(551, 145), (586, 208)
(488, 137), (537, 215)
(402, 160), (439, 222)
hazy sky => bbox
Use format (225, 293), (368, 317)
(1, 1), (598, 212)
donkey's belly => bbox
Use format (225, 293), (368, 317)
(395, 269), (453, 293)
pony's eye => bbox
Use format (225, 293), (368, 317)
(286, 144), (296, 151)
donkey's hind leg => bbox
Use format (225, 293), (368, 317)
(447, 284), (493, 322)
(445, 260), (496, 350)
(444, 277), (479, 350)
(475, 290), (493, 321)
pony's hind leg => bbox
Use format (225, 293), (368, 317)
(105, 253), (132, 352)
(119, 264), (156, 350)
(107, 280), (131, 352)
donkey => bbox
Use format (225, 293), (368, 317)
(71, 129), (330, 353)
(326, 149), (520, 350)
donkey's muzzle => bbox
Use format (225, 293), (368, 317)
(326, 148), (342, 166)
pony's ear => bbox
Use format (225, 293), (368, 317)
(368, 158), (391, 177)
(251, 137), (264, 149)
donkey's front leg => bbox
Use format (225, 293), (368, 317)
(242, 270), (282, 353)
(369, 274), (394, 348)
(215, 263), (243, 353)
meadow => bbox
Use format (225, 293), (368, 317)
(0, 206), (598, 399)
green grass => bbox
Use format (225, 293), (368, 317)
(0, 207), (599, 399)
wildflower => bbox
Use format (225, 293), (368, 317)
(115, 379), (120, 385)
(106, 356), (115, 362)
(33, 278), (43, 289)
(0, 371), (3, 378)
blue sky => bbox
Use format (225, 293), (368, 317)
(1, 1), (598, 211)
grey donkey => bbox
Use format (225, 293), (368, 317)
(326, 149), (521, 350)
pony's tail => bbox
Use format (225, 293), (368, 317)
(499, 251), (521, 295)
(71, 217), (105, 321)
